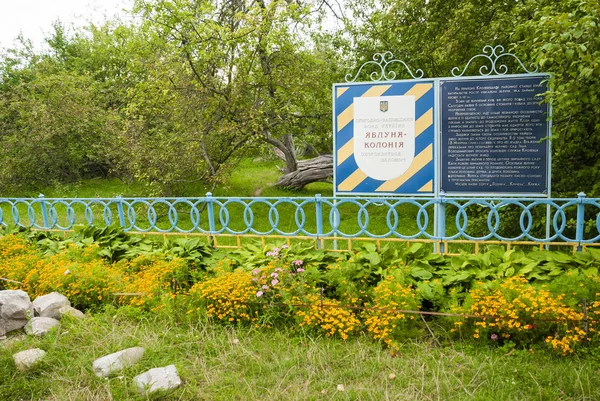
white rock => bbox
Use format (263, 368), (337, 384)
(58, 306), (85, 319)
(134, 365), (182, 395)
(92, 347), (145, 377)
(32, 292), (70, 319)
(13, 348), (46, 370)
(0, 290), (33, 335)
(24, 317), (60, 336)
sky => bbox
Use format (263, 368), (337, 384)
(0, 0), (133, 50)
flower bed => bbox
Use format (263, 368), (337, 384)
(1, 227), (600, 355)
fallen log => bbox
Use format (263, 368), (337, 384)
(274, 154), (333, 190)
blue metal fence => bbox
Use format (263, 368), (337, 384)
(1, 193), (599, 246)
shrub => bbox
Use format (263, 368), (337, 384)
(188, 270), (259, 324)
(293, 293), (361, 340)
(362, 271), (422, 351)
(454, 276), (588, 354)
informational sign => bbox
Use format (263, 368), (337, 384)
(353, 95), (415, 180)
(440, 76), (550, 194)
(333, 73), (550, 197)
(333, 81), (436, 196)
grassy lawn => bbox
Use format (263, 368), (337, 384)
(2, 306), (599, 401)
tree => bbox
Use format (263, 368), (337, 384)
(129, 0), (340, 191)
(515, 0), (600, 195)
(0, 27), (125, 194)
(344, 0), (600, 196)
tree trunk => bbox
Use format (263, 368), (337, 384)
(274, 154), (333, 190)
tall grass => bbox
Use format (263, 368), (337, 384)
(2, 306), (599, 400)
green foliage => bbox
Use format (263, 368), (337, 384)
(3, 225), (600, 355)
(515, 0), (600, 195)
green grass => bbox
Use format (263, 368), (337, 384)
(2, 306), (600, 400)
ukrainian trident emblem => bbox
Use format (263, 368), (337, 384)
(380, 100), (388, 112)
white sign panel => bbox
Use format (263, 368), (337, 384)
(353, 95), (416, 181)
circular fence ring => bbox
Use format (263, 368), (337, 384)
(518, 204), (534, 240)
(415, 203), (430, 235)
(494, 199), (533, 241)
(295, 199), (311, 236)
(268, 203), (280, 232)
(49, 200), (76, 230)
(450, 200), (496, 241)
(550, 204), (568, 241)
(187, 201), (201, 231)
(100, 201), (114, 227)
(144, 200), (174, 233)
(68, 200), (94, 226)
(219, 199), (252, 234)
(216, 199), (249, 234)
(486, 204), (501, 235)
(354, 199), (394, 238)
(519, 200), (555, 242)
(127, 200), (155, 232)
(454, 203), (469, 237)
(492, 200), (528, 241)
(146, 202), (159, 230)
(327, 198), (364, 238)
(217, 199), (243, 234)
(328, 202), (341, 232)
(27, 202), (39, 228)
(167, 202), (178, 229)
(83, 201), (95, 225)
(167, 199), (197, 233)
(356, 202), (370, 236)
(267, 199), (304, 236)
(385, 202), (399, 233)
(245, 199), (278, 235)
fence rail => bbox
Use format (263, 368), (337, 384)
(1, 193), (599, 245)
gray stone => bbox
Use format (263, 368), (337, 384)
(32, 292), (70, 319)
(58, 305), (85, 319)
(13, 348), (46, 370)
(0, 290), (33, 336)
(92, 347), (145, 377)
(134, 365), (182, 395)
(24, 317), (60, 336)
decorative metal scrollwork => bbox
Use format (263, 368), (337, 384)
(345, 51), (424, 82)
(451, 45), (538, 77)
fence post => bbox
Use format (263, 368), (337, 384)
(38, 194), (50, 229)
(436, 191), (447, 254)
(206, 192), (216, 236)
(115, 195), (126, 228)
(576, 192), (586, 252)
(315, 194), (323, 249)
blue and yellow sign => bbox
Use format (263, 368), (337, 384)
(334, 81), (435, 196)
